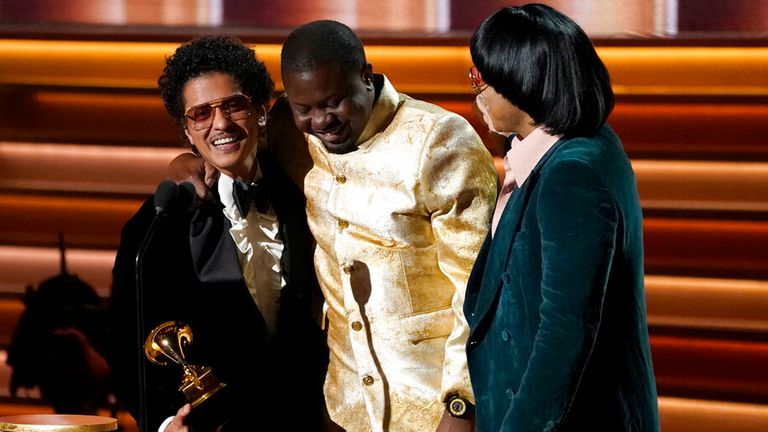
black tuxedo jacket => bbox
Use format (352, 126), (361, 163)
(107, 152), (327, 431)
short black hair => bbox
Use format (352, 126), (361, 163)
(470, 4), (614, 137)
(281, 20), (366, 76)
(158, 35), (274, 127)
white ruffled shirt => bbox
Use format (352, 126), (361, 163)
(218, 171), (285, 334)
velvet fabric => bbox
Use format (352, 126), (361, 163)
(464, 125), (659, 432)
(107, 152), (328, 431)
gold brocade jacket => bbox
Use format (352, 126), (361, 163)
(302, 75), (497, 431)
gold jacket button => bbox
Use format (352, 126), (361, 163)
(362, 375), (375, 386)
(337, 219), (349, 229)
(335, 174), (347, 184)
(351, 321), (363, 331)
(343, 263), (353, 274)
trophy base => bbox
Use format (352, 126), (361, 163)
(181, 366), (227, 408)
(185, 383), (236, 432)
(180, 367), (230, 431)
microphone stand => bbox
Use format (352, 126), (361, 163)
(135, 181), (179, 431)
(135, 213), (166, 432)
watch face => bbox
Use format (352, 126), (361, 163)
(449, 398), (467, 416)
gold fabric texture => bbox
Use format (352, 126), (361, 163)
(299, 76), (497, 431)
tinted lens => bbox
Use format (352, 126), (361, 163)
(222, 95), (251, 120)
(185, 94), (252, 130)
(469, 66), (488, 94)
(467, 66), (476, 85)
(189, 105), (214, 124)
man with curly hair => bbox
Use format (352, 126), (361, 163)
(171, 21), (497, 432)
(108, 35), (327, 431)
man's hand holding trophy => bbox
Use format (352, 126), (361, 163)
(145, 321), (230, 430)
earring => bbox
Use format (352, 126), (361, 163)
(257, 105), (268, 127)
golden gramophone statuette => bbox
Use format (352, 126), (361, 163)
(144, 321), (226, 408)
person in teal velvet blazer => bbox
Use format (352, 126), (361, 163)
(463, 5), (660, 431)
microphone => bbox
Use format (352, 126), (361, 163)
(154, 180), (196, 215)
(134, 180), (194, 431)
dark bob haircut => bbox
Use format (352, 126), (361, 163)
(470, 4), (614, 137)
(158, 35), (274, 128)
(281, 20), (366, 76)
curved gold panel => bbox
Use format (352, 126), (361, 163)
(1, 40), (767, 96)
(646, 276), (768, 332)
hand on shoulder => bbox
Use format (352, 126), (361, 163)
(167, 152), (217, 200)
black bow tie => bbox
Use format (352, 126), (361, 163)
(232, 178), (269, 216)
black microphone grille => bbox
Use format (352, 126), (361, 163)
(176, 182), (196, 212)
(154, 180), (179, 214)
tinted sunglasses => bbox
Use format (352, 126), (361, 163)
(184, 93), (252, 131)
(468, 65), (489, 95)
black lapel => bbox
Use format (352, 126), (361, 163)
(257, 151), (307, 290)
(258, 152), (289, 277)
(189, 193), (243, 284)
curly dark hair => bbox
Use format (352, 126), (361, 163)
(158, 35), (274, 128)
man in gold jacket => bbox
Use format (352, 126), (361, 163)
(171, 20), (497, 432)
(275, 21), (497, 432)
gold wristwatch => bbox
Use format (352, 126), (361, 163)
(445, 394), (474, 418)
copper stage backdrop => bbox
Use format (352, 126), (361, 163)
(0, 1), (767, 431)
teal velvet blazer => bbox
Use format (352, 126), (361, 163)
(464, 125), (659, 432)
